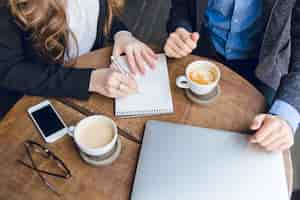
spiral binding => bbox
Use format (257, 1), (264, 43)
(116, 109), (173, 117)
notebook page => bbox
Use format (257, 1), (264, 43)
(115, 54), (173, 117)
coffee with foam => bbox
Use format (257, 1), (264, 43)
(176, 60), (221, 96)
(188, 68), (217, 85)
(76, 117), (114, 149)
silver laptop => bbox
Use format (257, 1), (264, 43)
(131, 120), (289, 200)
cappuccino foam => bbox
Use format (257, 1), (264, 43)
(189, 68), (217, 85)
(76, 119), (114, 149)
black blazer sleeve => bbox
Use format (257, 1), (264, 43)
(167, 0), (194, 34)
(110, 16), (128, 37)
(275, 0), (300, 112)
(0, 6), (93, 99)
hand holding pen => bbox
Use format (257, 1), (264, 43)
(110, 56), (139, 94)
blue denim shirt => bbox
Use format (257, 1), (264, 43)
(205, 0), (264, 60)
(205, 0), (299, 133)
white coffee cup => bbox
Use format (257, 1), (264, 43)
(69, 115), (118, 157)
(176, 60), (221, 95)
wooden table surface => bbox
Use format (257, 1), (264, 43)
(0, 97), (139, 200)
(66, 47), (267, 141)
(0, 47), (293, 199)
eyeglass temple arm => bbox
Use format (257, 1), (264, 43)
(24, 144), (62, 196)
(24, 140), (72, 177)
(17, 160), (69, 179)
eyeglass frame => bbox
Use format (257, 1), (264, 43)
(17, 140), (72, 196)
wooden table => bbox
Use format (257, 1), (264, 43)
(0, 97), (139, 200)
(0, 47), (293, 199)
(67, 47), (294, 193)
(66, 47), (268, 141)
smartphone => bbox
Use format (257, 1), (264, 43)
(28, 100), (68, 143)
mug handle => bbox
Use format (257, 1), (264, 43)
(67, 126), (75, 137)
(176, 76), (189, 89)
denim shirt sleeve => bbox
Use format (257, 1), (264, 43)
(269, 100), (300, 134)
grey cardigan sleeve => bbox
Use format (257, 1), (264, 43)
(275, 0), (300, 113)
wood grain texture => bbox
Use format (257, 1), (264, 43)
(0, 96), (139, 200)
(69, 47), (267, 140)
(66, 47), (294, 194)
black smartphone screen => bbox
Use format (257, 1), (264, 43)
(31, 105), (65, 137)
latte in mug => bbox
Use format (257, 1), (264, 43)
(76, 118), (115, 149)
(71, 115), (118, 157)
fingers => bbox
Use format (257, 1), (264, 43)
(141, 48), (157, 70)
(252, 116), (277, 143)
(184, 38), (198, 50)
(110, 63), (119, 71)
(164, 43), (183, 58)
(125, 48), (138, 75)
(107, 87), (128, 98)
(278, 143), (292, 151)
(133, 50), (147, 75)
(176, 28), (192, 39)
(170, 32), (192, 54)
(166, 39), (189, 57)
(250, 114), (266, 131)
(115, 73), (138, 90)
(259, 128), (283, 147)
(145, 46), (158, 60)
(177, 28), (199, 47)
(123, 41), (158, 75)
(191, 32), (200, 42)
(106, 70), (138, 97)
(119, 82), (137, 95)
(249, 114), (294, 152)
(164, 28), (198, 58)
(266, 139), (287, 152)
(106, 71), (121, 88)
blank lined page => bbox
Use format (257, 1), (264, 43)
(115, 54), (173, 117)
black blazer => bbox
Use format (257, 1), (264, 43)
(0, 0), (127, 102)
(167, 0), (300, 113)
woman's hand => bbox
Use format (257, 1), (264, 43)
(249, 114), (294, 152)
(112, 31), (158, 75)
(89, 68), (138, 98)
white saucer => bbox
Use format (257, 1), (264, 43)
(79, 137), (122, 167)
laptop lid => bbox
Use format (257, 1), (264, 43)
(131, 120), (289, 200)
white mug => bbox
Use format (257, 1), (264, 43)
(176, 60), (221, 95)
(69, 115), (118, 157)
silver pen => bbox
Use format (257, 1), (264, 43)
(110, 56), (130, 76)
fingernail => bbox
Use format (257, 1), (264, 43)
(251, 122), (258, 130)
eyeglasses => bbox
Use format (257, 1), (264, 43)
(17, 140), (72, 196)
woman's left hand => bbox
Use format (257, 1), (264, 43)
(249, 114), (294, 152)
(112, 31), (158, 75)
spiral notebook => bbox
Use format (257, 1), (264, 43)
(115, 54), (174, 117)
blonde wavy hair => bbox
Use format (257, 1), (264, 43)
(8, 0), (123, 64)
